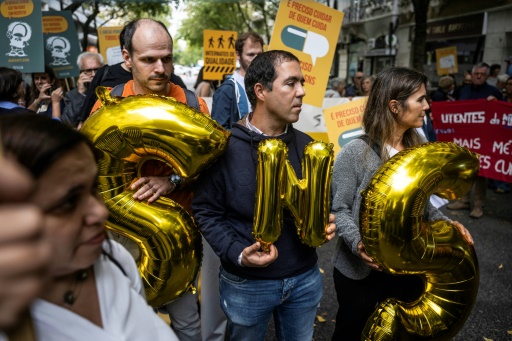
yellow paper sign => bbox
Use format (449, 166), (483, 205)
(322, 97), (367, 155)
(269, 0), (344, 107)
(203, 30), (237, 81)
(98, 26), (123, 65)
(435, 46), (458, 75)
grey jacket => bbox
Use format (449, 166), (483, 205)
(61, 88), (85, 128)
(331, 138), (448, 280)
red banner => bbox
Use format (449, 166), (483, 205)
(431, 99), (512, 182)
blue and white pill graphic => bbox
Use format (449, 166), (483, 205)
(338, 128), (364, 148)
(281, 25), (329, 66)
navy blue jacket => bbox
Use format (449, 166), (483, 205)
(192, 121), (318, 280)
(458, 83), (503, 100)
(211, 77), (249, 130)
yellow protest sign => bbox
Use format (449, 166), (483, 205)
(203, 30), (237, 81)
(435, 46), (458, 75)
(323, 97), (367, 155)
(269, 0), (344, 107)
(98, 26), (123, 65)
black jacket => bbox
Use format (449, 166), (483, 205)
(192, 121), (318, 279)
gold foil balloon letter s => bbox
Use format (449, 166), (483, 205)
(253, 139), (334, 250)
(81, 90), (230, 307)
(359, 142), (480, 340)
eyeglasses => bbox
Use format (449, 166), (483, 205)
(80, 68), (100, 75)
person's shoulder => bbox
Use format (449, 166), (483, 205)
(105, 239), (131, 259)
(101, 63), (132, 87)
(217, 77), (236, 91)
(103, 240), (139, 276)
(342, 137), (369, 155)
(292, 128), (314, 144)
(0, 107), (35, 116)
(66, 88), (80, 97)
(457, 85), (471, 97)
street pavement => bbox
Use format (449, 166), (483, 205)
(264, 188), (512, 341)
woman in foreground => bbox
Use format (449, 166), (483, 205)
(0, 115), (178, 340)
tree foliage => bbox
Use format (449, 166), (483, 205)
(173, 44), (203, 66)
(177, 0), (280, 47)
(63, 0), (176, 51)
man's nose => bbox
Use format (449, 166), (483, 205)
(154, 59), (165, 73)
(297, 84), (306, 97)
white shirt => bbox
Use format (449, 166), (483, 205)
(30, 241), (178, 341)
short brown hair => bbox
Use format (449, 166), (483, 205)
(235, 32), (264, 55)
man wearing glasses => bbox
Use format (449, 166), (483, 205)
(61, 52), (104, 128)
(447, 62), (502, 218)
(345, 70), (364, 98)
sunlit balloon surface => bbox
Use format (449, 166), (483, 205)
(359, 142), (480, 340)
(253, 139), (334, 250)
(82, 88), (230, 306)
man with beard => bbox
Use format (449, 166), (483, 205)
(211, 32), (264, 129)
(88, 18), (209, 341)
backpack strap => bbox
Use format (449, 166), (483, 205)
(357, 134), (381, 157)
(183, 87), (200, 111)
(111, 83), (125, 97)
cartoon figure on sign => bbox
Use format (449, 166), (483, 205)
(6, 22), (32, 57)
(46, 36), (71, 66)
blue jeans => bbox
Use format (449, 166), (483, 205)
(219, 264), (322, 341)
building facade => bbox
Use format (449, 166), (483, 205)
(337, 0), (512, 88)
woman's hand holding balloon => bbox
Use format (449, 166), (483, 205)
(357, 241), (380, 271)
(325, 213), (336, 241)
(451, 220), (474, 245)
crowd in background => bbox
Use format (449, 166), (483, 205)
(324, 60), (512, 214)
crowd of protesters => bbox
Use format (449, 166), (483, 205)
(0, 15), (509, 340)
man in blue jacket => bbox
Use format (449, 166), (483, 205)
(211, 32), (264, 129)
(448, 62), (502, 219)
(193, 50), (336, 341)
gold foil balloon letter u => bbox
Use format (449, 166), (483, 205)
(359, 142), (480, 340)
(253, 139), (334, 249)
(81, 88), (230, 307)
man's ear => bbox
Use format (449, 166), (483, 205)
(122, 49), (131, 68)
(235, 51), (240, 62)
(254, 83), (266, 101)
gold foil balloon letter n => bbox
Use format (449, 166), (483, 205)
(253, 139), (334, 250)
